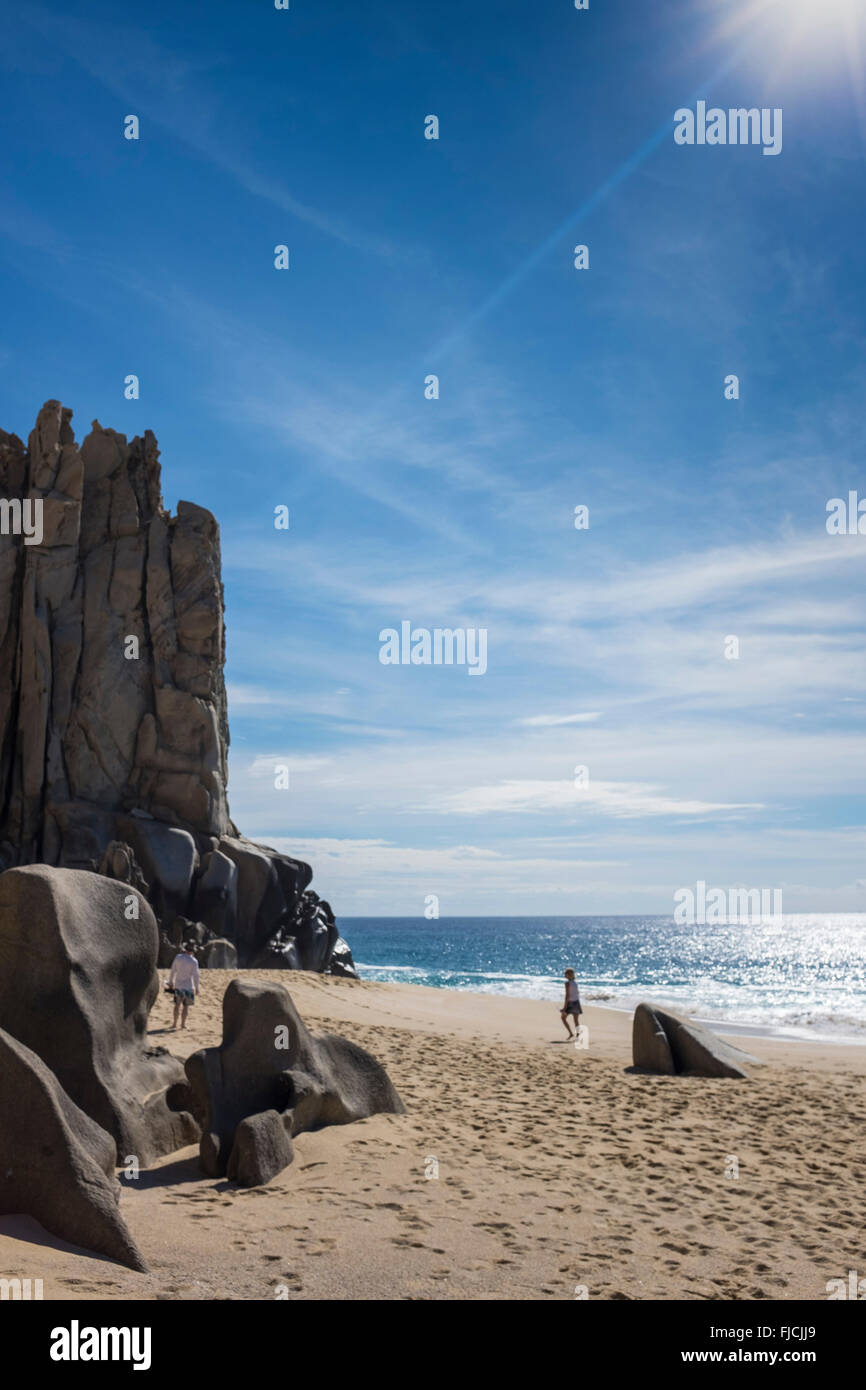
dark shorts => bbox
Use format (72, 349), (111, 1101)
(173, 988), (195, 1004)
(564, 1001), (582, 1016)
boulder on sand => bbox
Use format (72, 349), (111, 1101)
(632, 1002), (760, 1079)
(0, 1027), (146, 1271)
(226, 1109), (294, 1187)
(0, 864), (199, 1163)
(185, 978), (404, 1182)
(632, 1003), (675, 1075)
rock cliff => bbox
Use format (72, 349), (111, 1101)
(0, 401), (354, 975)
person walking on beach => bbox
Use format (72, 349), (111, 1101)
(169, 942), (200, 1030)
(560, 968), (583, 1039)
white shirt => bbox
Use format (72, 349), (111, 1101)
(566, 979), (580, 1002)
(169, 953), (200, 991)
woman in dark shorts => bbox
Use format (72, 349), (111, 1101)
(560, 968), (582, 1039)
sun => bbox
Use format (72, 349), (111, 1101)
(786, 0), (862, 21)
(709, 0), (863, 36)
(701, 0), (865, 58)
(696, 0), (866, 124)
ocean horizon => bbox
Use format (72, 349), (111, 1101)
(341, 914), (866, 1044)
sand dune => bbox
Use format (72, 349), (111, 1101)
(1, 972), (864, 1301)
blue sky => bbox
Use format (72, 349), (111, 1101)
(2, 0), (865, 914)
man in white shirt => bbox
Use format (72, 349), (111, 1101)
(168, 942), (201, 1030)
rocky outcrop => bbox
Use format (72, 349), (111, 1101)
(329, 936), (358, 979)
(0, 861), (201, 1268)
(0, 402), (351, 973)
(632, 1002), (760, 1079)
(0, 865), (198, 1164)
(0, 867), (384, 1259)
(0, 405), (227, 860)
(181, 979), (404, 1184)
(0, 1027), (147, 1271)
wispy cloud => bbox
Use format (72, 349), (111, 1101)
(517, 713), (601, 728)
(426, 778), (761, 820)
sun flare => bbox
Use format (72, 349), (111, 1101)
(705, 0), (865, 60)
(698, 0), (866, 121)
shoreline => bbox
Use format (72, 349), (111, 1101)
(586, 999), (866, 1047)
(354, 969), (866, 1047)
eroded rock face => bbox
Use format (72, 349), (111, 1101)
(182, 979), (404, 1184)
(0, 1027), (147, 1271)
(632, 1002), (760, 1079)
(631, 1002), (675, 1075)
(0, 864), (198, 1165)
(0, 405), (228, 863)
(0, 402), (346, 971)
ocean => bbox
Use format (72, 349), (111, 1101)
(340, 914), (866, 1043)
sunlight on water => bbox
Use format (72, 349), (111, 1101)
(344, 914), (866, 1041)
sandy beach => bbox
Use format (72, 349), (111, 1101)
(2, 971), (864, 1302)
